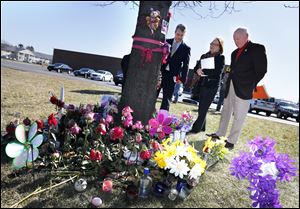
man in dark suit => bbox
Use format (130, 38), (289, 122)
(158, 24), (191, 111)
(207, 28), (267, 150)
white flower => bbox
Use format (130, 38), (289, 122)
(175, 145), (188, 158)
(165, 156), (176, 170)
(189, 164), (205, 180)
(168, 157), (190, 179)
(259, 161), (278, 179)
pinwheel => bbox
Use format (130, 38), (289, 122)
(5, 122), (43, 169)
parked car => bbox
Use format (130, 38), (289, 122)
(90, 70), (113, 81)
(248, 97), (276, 117)
(47, 63), (73, 74)
(73, 68), (95, 78)
(113, 71), (124, 86)
(275, 101), (299, 122)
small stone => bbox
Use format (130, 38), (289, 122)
(91, 197), (102, 207)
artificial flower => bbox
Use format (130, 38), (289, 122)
(110, 126), (124, 141)
(48, 113), (58, 126)
(96, 123), (107, 135)
(70, 123), (81, 135)
(168, 156), (190, 179)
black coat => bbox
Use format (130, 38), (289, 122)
(225, 41), (267, 100)
(193, 53), (225, 88)
(161, 38), (191, 83)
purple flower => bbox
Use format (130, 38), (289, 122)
(231, 136), (297, 208)
(93, 113), (102, 123)
(230, 152), (262, 180)
(275, 153), (297, 182)
(247, 136), (277, 162)
(249, 176), (282, 208)
(67, 104), (76, 112)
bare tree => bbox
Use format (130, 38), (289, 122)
(94, 1), (243, 124)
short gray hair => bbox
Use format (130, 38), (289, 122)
(234, 28), (248, 36)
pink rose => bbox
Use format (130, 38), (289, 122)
(135, 133), (143, 143)
(96, 123), (107, 135)
(85, 112), (95, 122)
(123, 118), (133, 128)
(70, 123), (81, 135)
(105, 115), (114, 124)
(122, 106), (133, 117)
(132, 121), (144, 130)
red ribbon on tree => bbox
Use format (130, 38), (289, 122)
(132, 36), (170, 66)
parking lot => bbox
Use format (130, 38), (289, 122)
(1, 59), (298, 127)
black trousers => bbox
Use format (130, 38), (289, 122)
(191, 86), (218, 132)
(160, 71), (175, 111)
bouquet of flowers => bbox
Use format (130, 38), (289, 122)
(202, 137), (229, 169)
(152, 138), (206, 185)
(230, 136), (297, 208)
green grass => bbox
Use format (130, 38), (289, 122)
(1, 67), (299, 208)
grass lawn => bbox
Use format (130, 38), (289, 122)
(1, 67), (299, 208)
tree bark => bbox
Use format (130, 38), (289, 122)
(118, 1), (172, 124)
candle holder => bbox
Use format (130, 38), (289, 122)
(102, 178), (113, 193)
(126, 184), (138, 201)
(153, 182), (168, 197)
(168, 188), (178, 201)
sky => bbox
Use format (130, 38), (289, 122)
(1, 1), (299, 102)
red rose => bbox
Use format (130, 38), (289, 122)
(36, 120), (44, 130)
(96, 123), (107, 135)
(50, 96), (58, 105)
(110, 127), (124, 141)
(151, 141), (163, 151)
(23, 117), (31, 126)
(6, 122), (16, 134)
(90, 149), (102, 161)
(96, 151), (102, 161)
(90, 149), (96, 160)
(48, 113), (58, 126)
(140, 150), (151, 160)
(50, 96), (64, 108)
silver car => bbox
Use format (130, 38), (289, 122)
(90, 70), (113, 82)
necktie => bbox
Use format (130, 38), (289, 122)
(171, 41), (178, 56)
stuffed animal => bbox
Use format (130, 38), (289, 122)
(146, 8), (161, 33)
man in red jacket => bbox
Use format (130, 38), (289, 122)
(207, 28), (267, 150)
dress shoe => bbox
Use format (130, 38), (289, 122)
(206, 133), (220, 140)
(225, 142), (234, 150)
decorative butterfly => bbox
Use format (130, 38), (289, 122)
(5, 122), (43, 169)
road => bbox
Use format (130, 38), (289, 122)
(1, 59), (298, 127)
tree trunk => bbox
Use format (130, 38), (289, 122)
(118, 1), (172, 124)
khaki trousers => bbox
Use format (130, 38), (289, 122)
(216, 81), (251, 144)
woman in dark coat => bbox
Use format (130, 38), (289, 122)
(190, 37), (225, 133)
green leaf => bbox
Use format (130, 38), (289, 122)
(81, 160), (89, 165)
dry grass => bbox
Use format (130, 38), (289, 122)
(1, 67), (299, 208)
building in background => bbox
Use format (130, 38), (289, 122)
(52, 48), (122, 76)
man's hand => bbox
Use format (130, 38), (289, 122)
(196, 68), (204, 76)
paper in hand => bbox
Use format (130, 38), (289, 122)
(201, 57), (215, 69)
